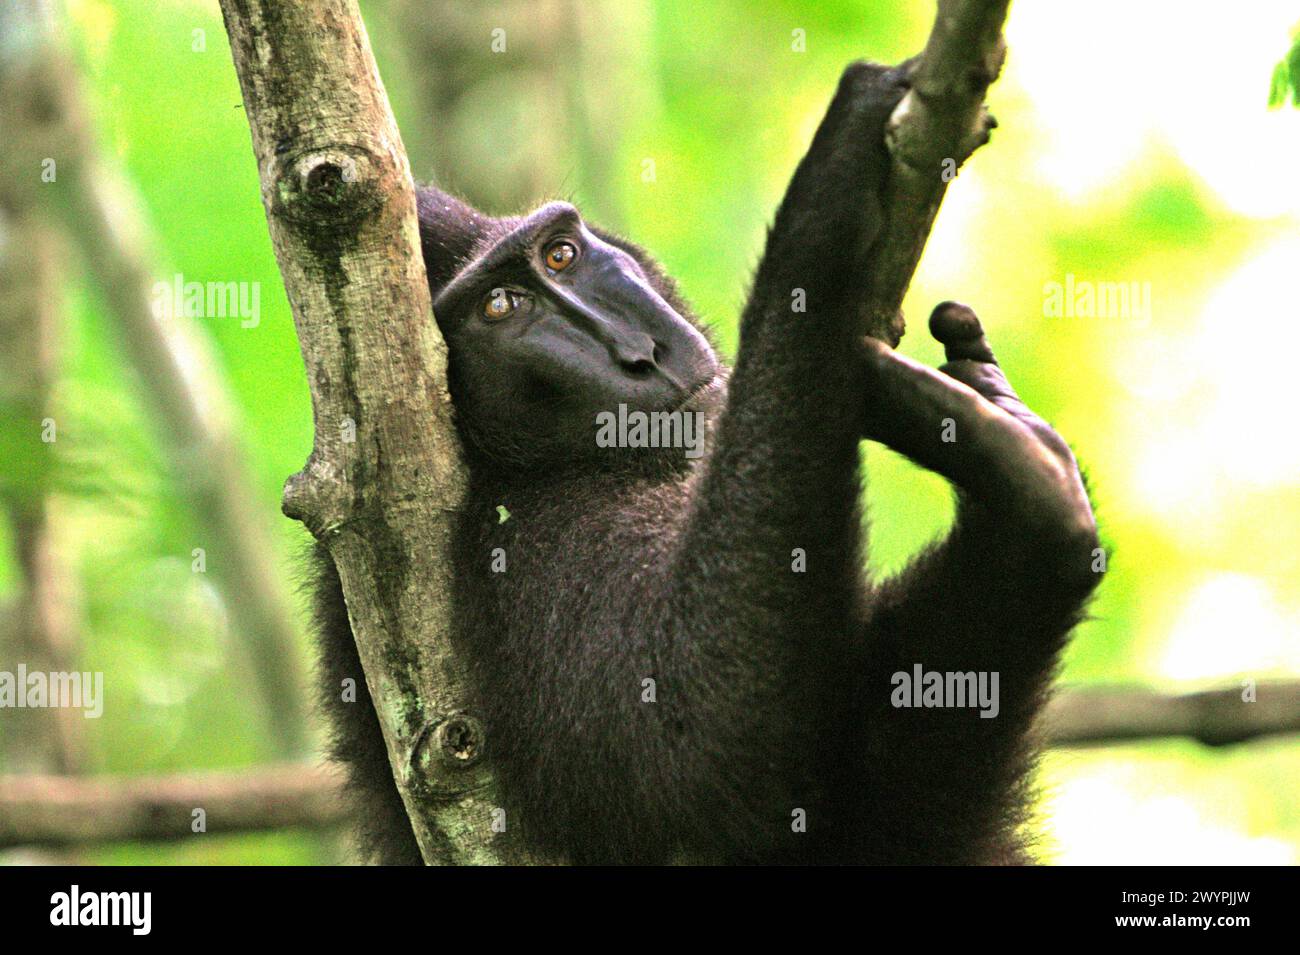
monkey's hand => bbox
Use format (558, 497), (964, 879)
(855, 305), (1100, 862)
(860, 302), (1099, 587)
(752, 60), (910, 319)
(723, 61), (911, 444)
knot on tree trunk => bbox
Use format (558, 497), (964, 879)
(273, 145), (386, 229)
(409, 712), (493, 799)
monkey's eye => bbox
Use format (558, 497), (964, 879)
(543, 240), (578, 274)
(482, 288), (524, 321)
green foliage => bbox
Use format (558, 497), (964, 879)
(1268, 32), (1300, 107)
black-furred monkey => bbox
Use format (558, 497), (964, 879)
(311, 61), (1101, 864)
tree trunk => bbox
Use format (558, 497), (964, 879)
(218, 0), (527, 864)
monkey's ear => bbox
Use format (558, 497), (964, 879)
(416, 186), (493, 297)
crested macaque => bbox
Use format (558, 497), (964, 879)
(311, 61), (1102, 864)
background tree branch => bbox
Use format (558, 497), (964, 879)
(0, 0), (309, 757)
(0, 764), (345, 850)
(1042, 681), (1300, 748)
(3, 681), (1295, 851)
(0, 196), (85, 777)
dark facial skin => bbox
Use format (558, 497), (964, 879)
(432, 202), (719, 465)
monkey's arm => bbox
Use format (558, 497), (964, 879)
(633, 64), (910, 858)
(674, 62), (908, 620)
(853, 303), (1102, 862)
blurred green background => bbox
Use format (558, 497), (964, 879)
(1, 0), (1297, 864)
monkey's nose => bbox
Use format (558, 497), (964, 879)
(613, 332), (658, 376)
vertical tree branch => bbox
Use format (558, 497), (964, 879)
(0, 0), (310, 758)
(0, 207), (85, 776)
(217, 0), (523, 864)
(865, 0), (1011, 344)
(382, 0), (572, 212)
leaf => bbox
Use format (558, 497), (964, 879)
(1267, 33), (1300, 108)
(1268, 60), (1290, 108)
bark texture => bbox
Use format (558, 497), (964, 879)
(218, 0), (525, 863)
(866, 0), (1011, 344)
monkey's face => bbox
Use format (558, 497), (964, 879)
(432, 202), (720, 468)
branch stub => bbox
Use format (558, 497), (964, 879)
(274, 145), (384, 228)
(410, 712), (487, 793)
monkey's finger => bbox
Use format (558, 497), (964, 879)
(859, 338), (1081, 525)
(930, 301), (1031, 424)
(929, 302), (1075, 467)
(929, 301), (996, 364)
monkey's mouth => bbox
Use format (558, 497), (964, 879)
(670, 370), (726, 414)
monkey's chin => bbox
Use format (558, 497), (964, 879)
(671, 370), (728, 416)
